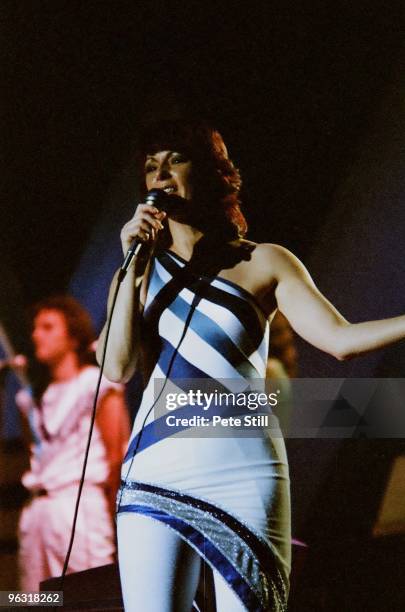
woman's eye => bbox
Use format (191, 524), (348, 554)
(171, 154), (188, 164)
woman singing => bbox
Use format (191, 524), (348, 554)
(98, 120), (405, 611)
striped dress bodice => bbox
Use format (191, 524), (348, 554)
(143, 249), (270, 382)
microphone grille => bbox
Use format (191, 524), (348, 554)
(145, 189), (163, 205)
(145, 188), (173, 212)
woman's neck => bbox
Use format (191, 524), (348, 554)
(167, 219), (204, 261)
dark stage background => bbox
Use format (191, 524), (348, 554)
(1, 2), (405, 609)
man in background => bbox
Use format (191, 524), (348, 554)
(16, 296), (129, 590)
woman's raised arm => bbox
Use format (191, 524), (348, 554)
(261, 244), (405, 361)
(96, 204), (166, 382)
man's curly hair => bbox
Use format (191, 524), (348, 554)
(29, 295), (96, 401)
(31, 295), (96, 366)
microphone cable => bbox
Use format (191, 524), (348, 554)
(116, 288), (202, 513)
(57, 263), (201, 596)
(55, 189), (187, 598)
(56, 274), (122, 593)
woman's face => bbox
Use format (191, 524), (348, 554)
(144, 151), (193, 201)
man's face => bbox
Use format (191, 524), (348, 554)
(32, 309), (76, 365)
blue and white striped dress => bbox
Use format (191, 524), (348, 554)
(117, 249), (291, 611)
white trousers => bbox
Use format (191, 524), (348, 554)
(117, 513), (246, 612)
(18, 485), (115, 591)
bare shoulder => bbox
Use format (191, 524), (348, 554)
(240, 240), (303, 279)
(254, 242), (298, 262)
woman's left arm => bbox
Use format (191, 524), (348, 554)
(263, 244), (405, 361)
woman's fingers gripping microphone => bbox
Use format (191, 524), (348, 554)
(120, 204), (166, 254)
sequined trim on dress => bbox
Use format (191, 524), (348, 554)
(117, 480), (288, 612)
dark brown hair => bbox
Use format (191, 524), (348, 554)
(29, 295), (96, 401)
(31, 295), (96, 366)
(137, 119), (248, 240)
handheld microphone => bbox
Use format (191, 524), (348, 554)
(118, 189), (174, 282)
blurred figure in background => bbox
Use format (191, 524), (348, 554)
(16, 296), (129, 590)
(266, 310), (298, 435)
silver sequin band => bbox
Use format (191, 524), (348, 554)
(118, 480), (288, 612)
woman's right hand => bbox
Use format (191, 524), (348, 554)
(120, 203), (166, 255)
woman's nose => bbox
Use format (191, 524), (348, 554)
(154, 163), (171, 181)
